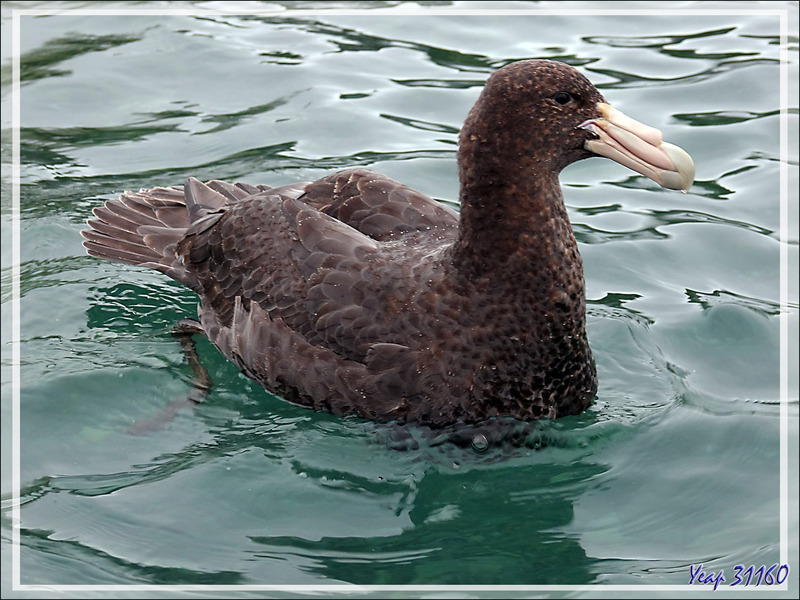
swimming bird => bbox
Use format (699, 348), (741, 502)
(82, 59), (693, 427)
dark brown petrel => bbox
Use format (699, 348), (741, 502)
(82, 60), (694, 427)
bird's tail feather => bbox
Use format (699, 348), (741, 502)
(82, 180), (209, 286)
(82, 177), (286, 285)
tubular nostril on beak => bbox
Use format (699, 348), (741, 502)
(581, 103), (695, 192)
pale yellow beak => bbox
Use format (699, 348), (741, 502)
(579, 103), (695, 192)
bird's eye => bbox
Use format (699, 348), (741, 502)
(553, 92), (573, 105)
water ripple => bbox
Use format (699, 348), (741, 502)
(6, 33), (141, 84)
(674, 109), (790, 127)
(588, 57), (779, 89)
(584, 27), (738, 50)
(573, 205), (776, 244)
(685, 288), (796, 316)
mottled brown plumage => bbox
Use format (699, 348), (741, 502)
(82, 59), (694, 427)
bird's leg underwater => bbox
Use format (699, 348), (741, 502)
(172, 318), (213, 402)
(126, 318), (212, 435)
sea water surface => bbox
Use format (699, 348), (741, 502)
(1, 1), (798, 597)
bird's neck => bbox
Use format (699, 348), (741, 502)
(448, 108), (590, 352)
(451, 154), (581, 283)
(447, 159), (595, 418)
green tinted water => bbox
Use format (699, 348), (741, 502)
(2, 2), (798, 596)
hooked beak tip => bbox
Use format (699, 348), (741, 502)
(659, 141), (695, 192)
(582, 103), (695, 192)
